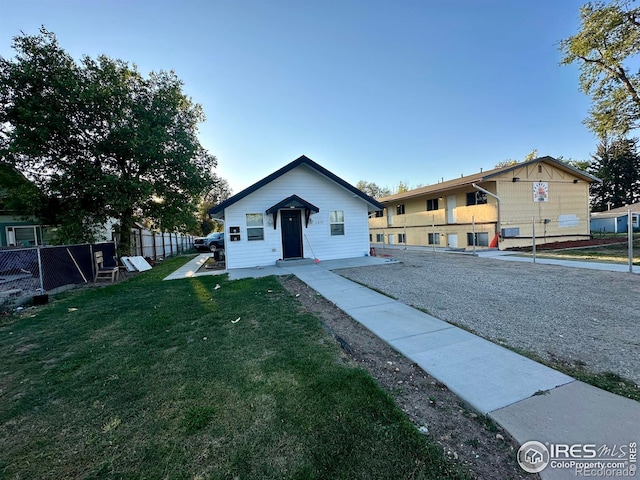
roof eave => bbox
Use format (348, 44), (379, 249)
(208, 155), (384, 215)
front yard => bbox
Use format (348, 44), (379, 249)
(0, 256), (468, 479)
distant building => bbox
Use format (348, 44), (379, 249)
(590, 203), (640, 233)
(369, 156), (601, 250)
(0, 165), (55, 247)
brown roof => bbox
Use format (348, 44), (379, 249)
(378, 156), (600, 203)
(591, 202), (640, 217)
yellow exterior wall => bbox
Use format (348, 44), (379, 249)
(369, 161), (592, 250)
(495, 164), (591, 249)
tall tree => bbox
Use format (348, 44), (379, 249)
(396, 181), (409, 194)
(0, 28), (218, 254)
(355, 180), (391, 199)
(560, 0), (640, 137)
(494, 149), (538, 168)
(199, 174), (232, 235)
(588, 136), (640, 210)
(557, 157), (593, 172)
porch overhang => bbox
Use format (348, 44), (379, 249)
(266, 195), (319, 229)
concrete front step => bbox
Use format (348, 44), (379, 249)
(276, 258), (316, 267)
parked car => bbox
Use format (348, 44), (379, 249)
(194, 232), (224, 252)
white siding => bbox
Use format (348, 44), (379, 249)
(223, 164), (371, 269)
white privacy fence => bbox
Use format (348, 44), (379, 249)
(129, 229), (195, 261)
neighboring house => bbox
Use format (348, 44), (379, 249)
(590, 203), (640, 233)
(369, 156), (601, 250)
(0, 164), (54, 248)
(209, 155), (383, 269)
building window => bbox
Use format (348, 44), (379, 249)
(375, 210), (384, 218)
(330, 210), (345, 235)
(428, 233), (440, 245)
(398, 233), (406, 243)
(426, 199), (439, 211)
(466, 191), (487, 206)
(246, 213), (264, 241)
(538, 164), (543, 173)
(396, 204), (405, 215)
(467, 232), (489, 247)
(376, 233), (384, 242)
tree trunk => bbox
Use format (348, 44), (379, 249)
(117, 209), (135, 257)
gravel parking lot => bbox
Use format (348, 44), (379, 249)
(337, 250), (640, 385)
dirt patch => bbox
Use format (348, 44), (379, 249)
(279, 275), (535, 480)
(509, 237), (627, 251)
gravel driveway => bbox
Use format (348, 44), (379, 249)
(336, 250), (640, 385)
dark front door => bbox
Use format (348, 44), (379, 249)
(281, 210), (303, 259)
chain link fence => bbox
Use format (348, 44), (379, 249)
(0, 229), (196, 311)
(0, 242), (117, 311)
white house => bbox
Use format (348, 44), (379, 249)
(209, 155), (383, 269)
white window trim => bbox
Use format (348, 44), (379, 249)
(246, 213), (264, 241)
(329, 210), (345, 236)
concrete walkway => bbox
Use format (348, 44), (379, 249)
(165, 254), (640, 479)
(372, 243), (640, 274)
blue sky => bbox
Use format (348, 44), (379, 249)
(1, 0), (594, 194)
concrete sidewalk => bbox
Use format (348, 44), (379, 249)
(477, 249), (640, 274)
(285, 262), (640, 480)
(165, 254), (640, 479)
(374, 243), (640, 274)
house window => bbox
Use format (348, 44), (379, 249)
(466, 191), (487, 206)
(467, 232), (489, 247)
(246, 213), (264, 241)
(398, 233), (406, 243)
(369, 234), (372, 242)
(396, 204), (405, 215)
(428, 233), (440, 245)
(5, 225), (56, 247)
(330, 210), (345, 236)
(426, 199), (439, 211)
(375, 210), (384, 218)
(538, 164), (543, 173)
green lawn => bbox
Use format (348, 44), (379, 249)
(0, 256), (468, 479)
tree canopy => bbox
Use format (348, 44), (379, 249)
(355, 180), (391, 199)
(560, 0), (640, 137)
(0, 28), (218, 253)
(198, 174), (232, 235)
(588, 136), (640, 210)
(494, 149), (538, 168)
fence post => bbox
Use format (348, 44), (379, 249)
(629, 209), (633, 273)
(432, 216), (435, 252)
(37, 247), (44, 292)
(472, 216), (476, 255)
(89, 244), (95, 281)
(169, 232), (174, 257)
(532, 217), (536, 264)
(162, 232), (166, 259)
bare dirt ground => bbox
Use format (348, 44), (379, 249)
(280, 275), (535, 480)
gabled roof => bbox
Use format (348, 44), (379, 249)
(209, 155), (384, 217)
(378, 156), (602, 204)
(266, 195), (319, 214)
(591, 202), (640, 217)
